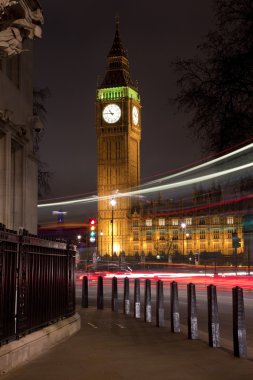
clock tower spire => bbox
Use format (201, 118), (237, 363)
(96, 18), (141, 257)
(99, 15), (136, 90)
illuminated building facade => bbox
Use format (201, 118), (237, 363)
(131, 178), (253, 261)
(129, 188), (249, 258)
(96, 19), (141, 256)
(96, 20), (250, 260)
(130, 209), (244, 257)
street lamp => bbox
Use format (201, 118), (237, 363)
(110, 199), (116, 260)
(181, 222), (186, 255)
(100, 230), (103, 256)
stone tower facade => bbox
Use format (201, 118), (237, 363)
(96, 19), (141, 256)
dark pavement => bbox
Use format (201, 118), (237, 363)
(2, 306), (253, 380)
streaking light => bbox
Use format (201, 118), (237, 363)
(38, 161), (253, 208)
(38, 140), (253, 209)
(142, 142), (253, 186)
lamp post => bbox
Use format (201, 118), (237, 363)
(100, 231), (103, 256)
(186, 232), (190, 257)
(76, 235), (81, 270)
(110, 199), (116, 260)
(181, 222), (186, 255)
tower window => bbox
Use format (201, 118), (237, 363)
(227, 228), (234, 238)
(146, 230), (152, 240)
(172, 230), (178, 240)
(146, 219), (152, 227)
(200, 229), (206, 239)
(159, 230), (165, 240)
(212, 216), (220, 225)
(227, 217), (234, 225)
(213, 229), (219, 240)
(185, 218), (192, 226)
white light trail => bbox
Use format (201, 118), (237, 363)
(38, 195), (98, 208)
(141, 142), (253, 186)
(38, 161), (253, 208)
(117, 162), (253, 197)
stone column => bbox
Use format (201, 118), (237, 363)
(0, 131), (12, 227)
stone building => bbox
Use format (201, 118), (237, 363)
(96, 18), (141, 256)
(96, 19), (251, 261)
(0, 0), (43, 233)
(129, 196), (244, 258)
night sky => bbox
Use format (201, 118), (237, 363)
(35, 1), (214, 220)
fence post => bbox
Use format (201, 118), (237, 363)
(134, 278), (141, 318)
(68, 243), (76, 314)
(233, 286), (247, 358)
(81, 276), (89, 308)
(123, 277), (130, 315)
(0, 225), (19, 339)
(144, 279), (152, 323)
(170, 281), (180, 333)
(187, 283), (198, 339)
(156, 280), (165, 327)
(97, 276), (104, 310)
(111, 276), (118, 312)
(207, 284), (220, 347)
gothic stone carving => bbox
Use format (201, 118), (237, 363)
(0, 0), (43, 56)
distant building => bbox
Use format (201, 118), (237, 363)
(95, 19), (252, 261)
(129, 195), (245, 258)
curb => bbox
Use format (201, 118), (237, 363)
(0, 313), (81, 375)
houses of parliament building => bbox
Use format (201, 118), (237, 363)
(96, 19), (251, 260)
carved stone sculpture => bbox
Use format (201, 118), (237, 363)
(0, 0), (43, 56)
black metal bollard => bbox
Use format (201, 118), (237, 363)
(207, 284), (220, 347)
(187, 283), (198, 339)
(111, 276), (118, 312)
(170, 281), (180, 333)
(97, 275), (104, 310)
(81, 276), (88, 308)
(156, 280), (165, 327)
(144, 279), (152, 323)
(233, 286), (247, 358)
(123, 277), (130, 315)
(134, 278), (141, 318)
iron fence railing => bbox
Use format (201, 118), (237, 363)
(0, 224), (76, 345)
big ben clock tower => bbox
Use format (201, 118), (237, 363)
(96, 17), (141, 257)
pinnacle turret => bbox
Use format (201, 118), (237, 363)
(99, 17), (136, 90)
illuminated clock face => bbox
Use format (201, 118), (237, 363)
(102, 104), (121, 124)
(132, 105), (139, 125)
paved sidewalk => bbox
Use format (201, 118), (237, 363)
(2, 306), (253, 380)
